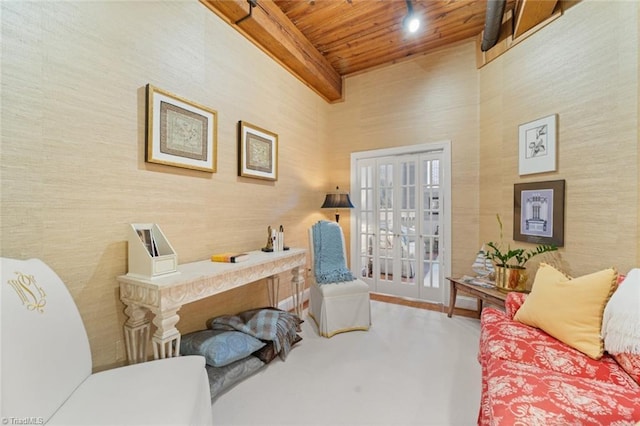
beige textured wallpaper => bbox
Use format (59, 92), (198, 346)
(2, 1), (638, 372)
(329, 40), (481, 278)
(1, 1), (332, 370)
(478, 1), (639, 276)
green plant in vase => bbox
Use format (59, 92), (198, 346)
(485, 214), (558, 292)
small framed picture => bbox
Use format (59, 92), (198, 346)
(518, 114), (557, 175)
(238, 121), (278, 181)
(513, 179), (565, 246)
(146, 84), (217, 173)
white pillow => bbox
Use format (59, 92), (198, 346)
(602, 268), (640, 354)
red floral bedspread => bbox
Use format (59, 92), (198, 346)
(478, 294), (640, 425)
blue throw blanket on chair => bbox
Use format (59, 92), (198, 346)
(312, 220), (355, 284)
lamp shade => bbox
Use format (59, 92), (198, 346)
(321, 193), (354, 209)
(321, 187), (354, 223)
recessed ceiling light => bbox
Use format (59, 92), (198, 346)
(407, 16), (420, 33)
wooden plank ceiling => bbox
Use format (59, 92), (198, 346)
(201, 0), (562, 102)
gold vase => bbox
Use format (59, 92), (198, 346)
(494, 264), (528, 292)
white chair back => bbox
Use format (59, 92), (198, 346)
(1, 258), (92, 421)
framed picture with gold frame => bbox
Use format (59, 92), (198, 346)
(146, 84), (217, 173)
(238, 121), (278, 181)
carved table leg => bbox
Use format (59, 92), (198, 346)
(266, 275), (280, 308)
(123, 303), (151, 364)
(291, 265), (305, 317)
(150, 306), (181, 359)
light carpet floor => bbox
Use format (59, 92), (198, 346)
(211, 300), (482, 426)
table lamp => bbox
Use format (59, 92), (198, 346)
(321, 186), (354, 223)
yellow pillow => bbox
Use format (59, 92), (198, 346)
(514, 263), (618, 359)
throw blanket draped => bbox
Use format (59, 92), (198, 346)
(208, 308), (301, 360)
(312, 220), (355, 284)
(602, 268), (640, 354)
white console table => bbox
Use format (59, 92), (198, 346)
(118, 248), (307, 364)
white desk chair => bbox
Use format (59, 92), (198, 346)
(1, 257), (213, 425)
(308, 221), (371, 337)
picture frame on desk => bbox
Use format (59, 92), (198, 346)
(145, 84), (218, 173)
(238, 121), (278, 181)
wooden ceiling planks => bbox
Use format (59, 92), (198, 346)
(319, 1), (490, 74)
(278, 0), (492, 76)
(279, 0), (491, 77)
(201, 0), (564, 102)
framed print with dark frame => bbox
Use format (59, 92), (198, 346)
(513, 179), (565, 247)
(238, 121), (278, 181)
(518, 114), (557, 176)
(146, 84), (217, 172)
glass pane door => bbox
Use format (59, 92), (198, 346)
(373, 156), (419, 298)
(353, 146), (447, 304)
(377, 160), (395, 290)
(398, 158), (418, 288)
(358, 161), (375, 280)
(420, 156), (442, 301)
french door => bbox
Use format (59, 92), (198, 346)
(351, 143), (450, 303)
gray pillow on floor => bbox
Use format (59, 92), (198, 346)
(206, 356), (265, 400)
(180, 329), (265, 367)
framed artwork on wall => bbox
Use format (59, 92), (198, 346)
(518, 114), (557, 175)
(238, 121), (278, 181)
(145, 84), (217, 173)
(513, 179), (565, 247)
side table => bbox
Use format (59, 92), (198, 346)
(446, 277), (508, 319)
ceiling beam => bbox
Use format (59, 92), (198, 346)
(200, 0), (343, 102)
(513, 0), (559, 38)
